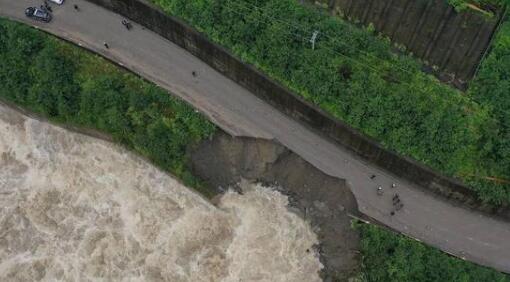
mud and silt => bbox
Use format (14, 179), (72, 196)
(0, 104), (323, 281)
(191, 132), (361, 281)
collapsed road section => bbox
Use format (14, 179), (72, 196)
(1, 0), (510, 273)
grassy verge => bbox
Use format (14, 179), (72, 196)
(149, 0), (510, 205)
(355, 222), (509, 281)
(0, 18), (216, 196)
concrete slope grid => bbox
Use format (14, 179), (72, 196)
(1, 0), (510, 274)
(320, 0), (505, 84)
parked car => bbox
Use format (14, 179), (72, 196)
(49, 0), (65, 5)
(25, 7), (52, 22)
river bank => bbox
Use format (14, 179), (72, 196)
(0, 102), (326, 281)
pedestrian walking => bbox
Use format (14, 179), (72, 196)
(393, 198), (400, 206)
(192, 71), (197, 77)
(391, 183), (396, 188)
(377, 186), (383, 196)
(103, 42), (109, 49)
(392, 194), (400, 204)
(74, 4), (79, 11)
(44, 0), (52, 11)
(370, 174), (376, 180)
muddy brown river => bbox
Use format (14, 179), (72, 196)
(0, 103), (322, 281)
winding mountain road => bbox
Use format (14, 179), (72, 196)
(2, 0), (510, 274)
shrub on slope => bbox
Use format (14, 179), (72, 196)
(150, 0), (509, 204)
(0, 18), (216, 194)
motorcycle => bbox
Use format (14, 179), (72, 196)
(121, 19), (132, 30)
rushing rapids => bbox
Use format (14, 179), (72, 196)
(0, 103), (322, 281)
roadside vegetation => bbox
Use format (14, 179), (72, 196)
(150, 0), (510, 205)
(1, 4), (509, 279)
(464, 20), (510, 202)
(0, 18), (216, 195)
(143, 1), (510, 278)
(356, 223), (510, 281)
(448, 0), (508, 12)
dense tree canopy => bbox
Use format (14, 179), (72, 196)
(0, 18), (216, 194)
(466, 22), (510, 201)
(356, 223), (510, 282)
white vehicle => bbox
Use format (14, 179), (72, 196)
(49, 0), (64, 5)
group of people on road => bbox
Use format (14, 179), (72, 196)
(373, 175), (404, 216)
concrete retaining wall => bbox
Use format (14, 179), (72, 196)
(85, 0), (510, 219)
(314, 0), (504, 87)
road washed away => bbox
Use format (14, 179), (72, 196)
(0, 103), (322, 281)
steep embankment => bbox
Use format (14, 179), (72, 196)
(190, 132), (361, 280)
(147, 0), (510, 205)
(0, 103), (323, 281)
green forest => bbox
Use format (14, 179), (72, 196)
(0, 18), (216, 195)
(356, 223), (510, 281)
(149, 0), (510, 206)
(1, 0), (509, 279)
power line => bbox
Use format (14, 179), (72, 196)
(202, 0), (510, 180)
(221, 0), (385, 74)
(217, 0), (509, 131)
(224, 0), (456, 99)
(227, 0), (422, 78)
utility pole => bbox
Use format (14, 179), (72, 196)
(310, 30), (319, 50)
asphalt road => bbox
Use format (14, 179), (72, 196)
(2, 0), (510, 274)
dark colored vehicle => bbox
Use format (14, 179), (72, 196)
(25, 7), (52, 23)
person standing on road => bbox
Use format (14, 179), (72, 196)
(103, 42), (109, 49)
(377, 186), (383, 196)
(44, 1), (52, 12)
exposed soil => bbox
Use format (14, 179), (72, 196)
(191, 132), (361, 281)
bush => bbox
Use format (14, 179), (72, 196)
(466, 21), (510, 202)
(356, 222), (510, 281)
(149, 0), (510, 204)
(0, 18), (216, 195)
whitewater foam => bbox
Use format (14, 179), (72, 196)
(0, 104), (322, 281)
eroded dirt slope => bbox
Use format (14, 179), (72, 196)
(0, 103), (322, 282)
(191, 132), (360, 281)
